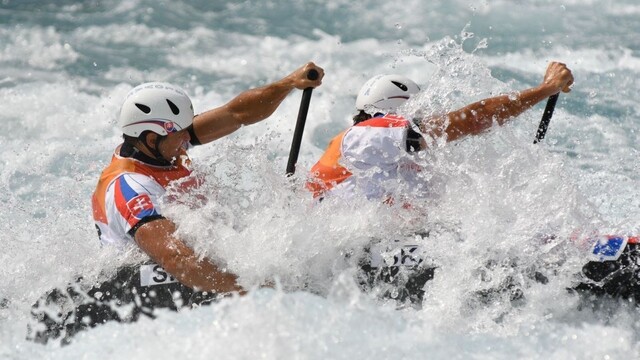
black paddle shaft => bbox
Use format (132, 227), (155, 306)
(533, 93), (559, 144)
(286, 69), (319, 176)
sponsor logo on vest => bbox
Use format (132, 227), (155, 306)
(370, 243), (424, 268)
(139, 263), (178, 286)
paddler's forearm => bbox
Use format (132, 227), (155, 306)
(433, 83), (559, 142)
(488, 83), (560, 125)
(220, 77), (297, 126)
(191, 80), (295, 144)
(191, 62), (323, 145)
(134, 219), (244, 294)
(460, 83), (558, 124)
(420, 61), (573, 143)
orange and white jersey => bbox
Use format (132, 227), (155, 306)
(307, 114), (423, 201)
(91, 146), (199, 247)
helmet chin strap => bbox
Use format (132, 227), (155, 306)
(140, 132), (171, 164)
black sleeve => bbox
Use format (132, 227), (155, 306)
(127, 215), (165, 237)
(187, 124), (202, 146)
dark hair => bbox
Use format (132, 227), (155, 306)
(121, 133), (146, 157)
(120, 131), (169, 163)
(121, 131), (155, 157)
(352, 110), (373, 125)
(123, 131), (156, 145)
(122, 133), (139, 145)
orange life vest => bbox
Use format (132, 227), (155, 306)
(92, 148), (194, 225)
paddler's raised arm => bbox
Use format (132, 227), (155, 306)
(190, 62), (324, 145)
(418, 61), (574, 143)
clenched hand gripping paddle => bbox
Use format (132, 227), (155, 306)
(286, 69), (319, 176)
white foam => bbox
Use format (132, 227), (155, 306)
(2, 0), (640, 358)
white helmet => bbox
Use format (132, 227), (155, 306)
(355, 74), (420, 114)
(119, 82), (194, 137)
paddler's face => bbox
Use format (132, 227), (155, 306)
(158, 129), (191, 162)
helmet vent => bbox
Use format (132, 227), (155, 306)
(135, 103), (151, 114)
(166, 99), (180, 115)
(391, 81), (408, 91)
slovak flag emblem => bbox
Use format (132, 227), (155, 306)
(164, 121), (176, 133)
(126, 194), (155, 219)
